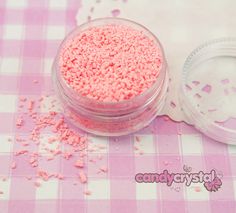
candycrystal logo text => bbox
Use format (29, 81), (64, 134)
(135, 168), (222, 192)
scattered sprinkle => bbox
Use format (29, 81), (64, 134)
(84, 190), (91, 195)
(74, 159), (84, 168)
(11, 162), (17, 169)
(202, 84), (212, 93)
(99, 166), (108, 173)
(78, 171), (87, 184)
(111, 9), (120, 17)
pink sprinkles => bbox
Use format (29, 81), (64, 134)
(59, 24), (162, 102)
(6, 95), (109, 194)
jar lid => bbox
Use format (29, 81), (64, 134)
(180, 38), (236, 145)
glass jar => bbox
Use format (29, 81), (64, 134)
(52, 18), (168, 136)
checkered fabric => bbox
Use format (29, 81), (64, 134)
(0, 0), (236, 213)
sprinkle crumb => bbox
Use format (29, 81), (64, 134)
(11, 162), (17, 169)
(2, 177), (7, 182)
(20, 97), (27, 102)
(139, 150), (144, 155)
(0, 191), (4, 195)
(163, 161), (169, 166)
(34, 182), (41, 187)
(26, 176), (32, 180)
(100, 166), (108, 173)
(28, 100), (35, 111)
(78, 171), (87, 184)
(135, 136), (140, 142)
(84, 190), (91, 195)
(33, 80), (39, 84)
(74, 159), (84, 168)
(16, 118), (24, 127)
(194, 186), (201, 192)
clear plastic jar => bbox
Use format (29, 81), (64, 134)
(180, 38), (236, 144)
(52, 18), (168, 136)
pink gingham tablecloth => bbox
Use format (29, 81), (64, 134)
(0, 0), (236, 212)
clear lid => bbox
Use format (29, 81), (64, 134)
(180, 38), (236, 145)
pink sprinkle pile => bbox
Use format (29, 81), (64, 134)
(6, 94), (109, 193)
(59, 24), (162, 102)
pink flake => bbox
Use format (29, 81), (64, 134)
(170, 101), (176, 108)
(194, 186), (201, 192)
(2, 177), (7, 182)
(185, 84), (192, 91)
(20, 97), (27, 102)
(194, 93), (201, 99)
(15, 150), (28, 156)
(97, 144), (106, 150)
(38, 97), (44, 102)
(74, 159), (84, 168)
(139, 150), (144, 155)
(192, 81), (200, 86)
(90, 6), (94, 13)
(26, 176), (32, 180)
(47, 156), (54, 161)
(221, 79), (230, 84)
(111, 9), (120, 17)
(84, 190), (91, 195)
(34, 182), (41, 187)
(28, 100), (35, 111)
(135, 136), (140, 142)
(37, 170), (49, 181)
(56, 174), (64, 180)
(29, 157), (37, 164)
(97, 155), (103, 160)
(11, 162), (17, 169)
(31, 162), (38, 168)
(33, 80), (39, 84)
(202, 84), (212, 93)
(78, 171), (87, 184)
(16, 118), (24, 128)
(100, 166), (108, 173)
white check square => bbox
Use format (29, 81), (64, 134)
(0, 95), (17, 113)
(6, 0), (27, 8)
(0, 179), (10, 200)
(88, 135), (108, 154)
(185, 183), (209, 201)
(36, 179), (59, 199)
(3, 25), (24, 40)
(43, 58), (53, 74)
(181, 134), (203, 155)
(46, 26), (66, 40)
(136, 183), (157, 200)
(134, 134), (155, 154)
(0, 135), (13, 153)
(0, 58), (20, 74)
(87, 179), (110, 200)
(49, 0), (67, 9)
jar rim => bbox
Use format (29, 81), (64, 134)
(181, 37), (236, 144)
